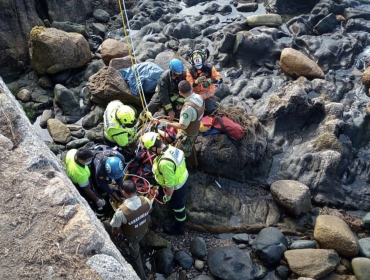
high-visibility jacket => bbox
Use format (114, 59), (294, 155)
(65, 149), (90, 187)
(103, 100), (136, 147)
(152, 146), (188, 189)
(186, 64), (222, 99)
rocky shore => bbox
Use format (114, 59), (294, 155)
(1, 0), (370, 279)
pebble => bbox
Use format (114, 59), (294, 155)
(15, 194), (22, 198)
(194, 259), (204, 271)
(238, 244), (247, 249)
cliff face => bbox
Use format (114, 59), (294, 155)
(0, 77), (139, 279)
(0, 0), (93, 83)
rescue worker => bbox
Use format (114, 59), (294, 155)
(162, 80), (205, 167)
(186, 49), (223, 116)
(110, 180), (152, 280)
(146, 59), (187, 121)
(89, 145), (125, 203)
(65, 147), (105, 211)
(141, 132), (188, 235)
(103, 100), (138, 148)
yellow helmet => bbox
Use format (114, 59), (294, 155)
(141, 132), (159, 150)
(116, 105), (136, 125)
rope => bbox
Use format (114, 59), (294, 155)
(117, 0), (156, 128)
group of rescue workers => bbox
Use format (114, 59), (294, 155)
(64, 49), (223, 279)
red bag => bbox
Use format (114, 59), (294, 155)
(212, 115), (245, 141)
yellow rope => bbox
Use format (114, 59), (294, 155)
(117, 0), (152, 123)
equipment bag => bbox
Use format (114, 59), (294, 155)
(212, 115), (245, 141)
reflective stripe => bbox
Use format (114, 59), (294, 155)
(173, 206), (185, 213)
(175, 215), (187, 222)
(200, 91), (214, 100)
(164, 103), (173, 110)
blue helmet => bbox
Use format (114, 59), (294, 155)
(169, 59), (184, 74)
(105, 156), (124, 180)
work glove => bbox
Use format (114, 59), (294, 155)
(96, 198), (105, 208)
(195, 76), (206, 85)
(163, 195), (172, 204)
(202, 78), (213, 89)
(161, 120), (170, 129)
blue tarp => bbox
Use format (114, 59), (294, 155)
(118, 62), (164, 96)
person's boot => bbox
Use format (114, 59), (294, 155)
(164, 221), (185, 235)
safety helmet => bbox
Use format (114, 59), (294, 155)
(169, 59), (184, 74)
(190, 50), (207, 69)
(192, 53), (204, 69)
(116, 105), (136, 125)
(105, 156), (124, 180)
(141, 132), (159, 150)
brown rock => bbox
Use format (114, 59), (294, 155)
(46, 118), (71, 144)
(29, 27), (92, 74)
(314, 215), (359, 258)
(100, 38), (129, 65)
(109, 56), (133, 70)
(366, 101), (370, 116)
(87, 66), (140, 105)
(361, 66), (370, 87)
(280, 48), (325, 79)
(285, 249), (340, 278)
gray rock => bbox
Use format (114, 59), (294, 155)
(86, 122), (104, 143)
(236, 3), (258, 13)
(53, 84), (81, 123)
(87, 254), (139, 280)
(190, 237), (207, 260)
(313, 13), (337, 35)
(66, 138), (92, 150)
(82, 105), (105, 129)
(361, 212), (370, 230)
(175, 250), (193, 270)
(270, 180), (311, 216)
(70, 129), (86, 139)
(289, 240), (317, 250)
(351, 257), (370, 280)
(144, 231), (171, 249)
(51, 21), (89, 38)
(232, 233), (249, 244)
(154, 248), (174, 275)
(91, 23), (106, 38)
(246, 14), (282, 27)
(252, 227), (288, 264)
(358, 238), (370, 258)
(193, 275), (213, 280)
(208, 246), (256, 280)
(93, 9), (110, 23)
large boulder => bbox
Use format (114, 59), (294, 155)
(87, 66), (140, 105)
(280, 48), (325, 79)
(29, 27), (92, 74)
(197, 111), (269, 183)
(313, 215), (359, 258)
(0, 1), (40, 82)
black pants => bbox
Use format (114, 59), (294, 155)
(169, 181), (189, 223)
